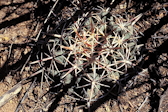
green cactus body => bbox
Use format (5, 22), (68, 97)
(51, 7), (142, 106)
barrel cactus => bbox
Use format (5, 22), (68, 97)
(45, 7), (142, 109)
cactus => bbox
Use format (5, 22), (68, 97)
(45, 7), (142, 109)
